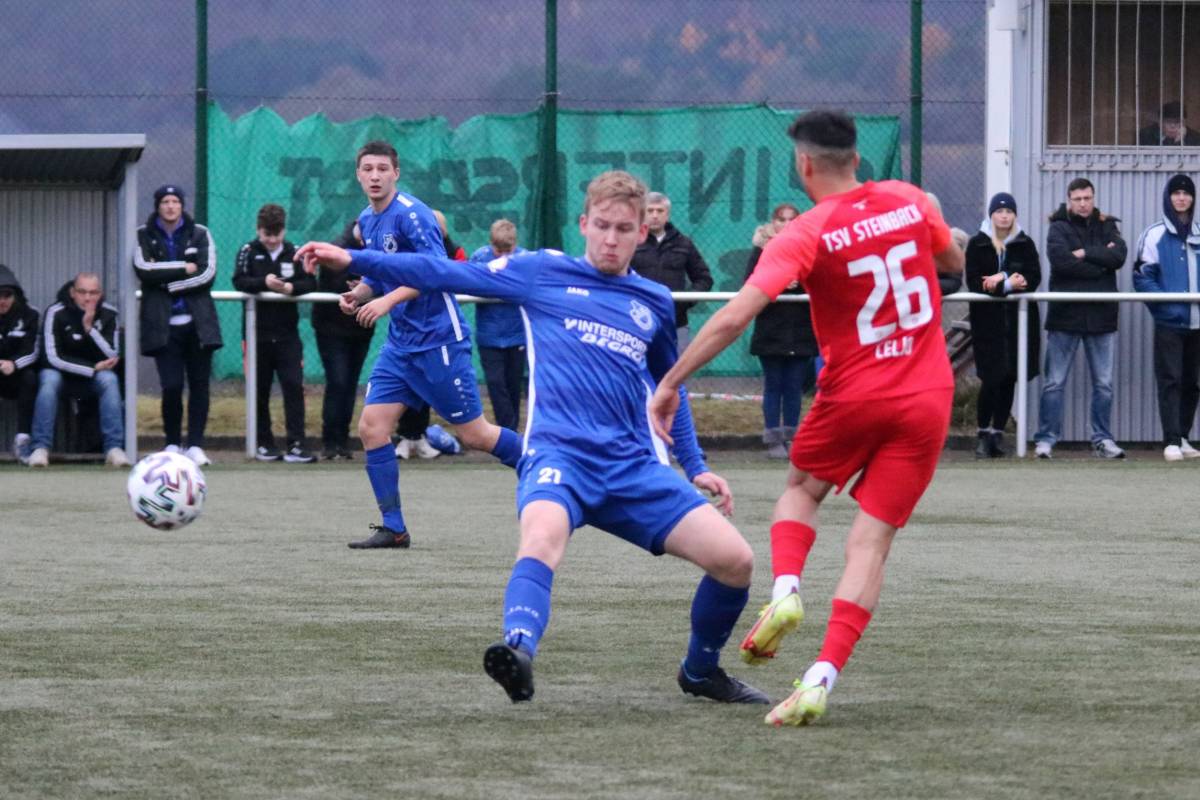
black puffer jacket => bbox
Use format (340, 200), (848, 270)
(744, 224), (817, 358)
(133, 212), (223, 354)
(629, 223), (713, 327)
(965, 226), (1042, 382)
(0, 264), (41, 371)
(1044, 204), (1127, 333)
(231, 238), (316, 340)
(42, 280), (120, 379)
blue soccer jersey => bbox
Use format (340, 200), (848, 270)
(357, 192), (470, 352)
(350, 248), (708, 477)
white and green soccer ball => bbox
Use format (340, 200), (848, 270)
(126, 450), (207, 530)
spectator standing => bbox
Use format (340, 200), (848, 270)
(1138, 101), (1200, 147)
(743, 203), (816, 459)
(0, 264), (40, 462)
(630, 191), (713, 348)
(232, 203), (317, 463)
(27, 273), (128, 468)
(133, 184), (223, 466)
(1035, 178), (1128, 459)
(470, 219), (527, 432)
(1133, 174), (1200, 462)
(313, 219), (375, 460)
(965, 193), (1042, 458)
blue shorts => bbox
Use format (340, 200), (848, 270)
(364, 341), (484, 424)
(516, 448), (708, 555)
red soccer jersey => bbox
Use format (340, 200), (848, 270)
(748, 180), (954, 401)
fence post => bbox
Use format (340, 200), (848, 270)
(244, 296), (257, 459)
(1016, 295), (1029, 457)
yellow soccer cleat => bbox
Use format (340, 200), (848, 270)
(765, 679), (828, 727)
(739, 591), (804, 664)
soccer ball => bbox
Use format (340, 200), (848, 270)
(126, 450), (207, 530)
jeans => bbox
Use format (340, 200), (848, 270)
(1035, 330), (1116, 445)
(315, 333), (370, 450)
(154, 323), (213, 448)
(255, 334), (306, 447)
(1152, 325), (1200, 445)
(479, 345), (525, 431)
(31, 367), (124, 451)
(759, 355), (813, 429)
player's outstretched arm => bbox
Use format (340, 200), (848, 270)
(297, 241), (352, 273)
(324, 248), (538, 303)
(649, 284), (770, 441)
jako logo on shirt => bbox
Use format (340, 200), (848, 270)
(382, 234), (399, 253)
(629, 300), (653, 332)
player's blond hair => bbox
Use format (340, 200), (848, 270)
(489, 219), (517, 252)
(584, 171), (647, 220)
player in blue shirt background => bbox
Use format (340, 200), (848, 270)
(337, 141), (522, 549)
(299, 170), (767, 705)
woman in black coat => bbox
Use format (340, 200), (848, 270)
(966, 193), (1042, 457)
(745, 203), (819, 459)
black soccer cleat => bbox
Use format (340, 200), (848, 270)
(483, 642), (535, 702)
(347, 524), (411, 549)
(677, 666), (770, 704)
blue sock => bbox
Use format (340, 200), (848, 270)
(490, 426), (522, 469)
(503, 557), (554, 657)
(683, 575), (749, 678)
(365, 444), (405, 532)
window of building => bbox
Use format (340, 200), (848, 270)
(1046, 1), (1200, 147)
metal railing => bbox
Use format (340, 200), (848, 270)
(123, 289), (1200, 461)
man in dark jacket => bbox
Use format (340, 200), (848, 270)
(1034, 178), (1128, 459)
(629, 192), (713, 348)
(1133, 174), (1200, 461)
(232, 203), (317, 463)
(133, 184), (223, 466)
(27, 273), (128, 468)
(0, 263), (40, 462)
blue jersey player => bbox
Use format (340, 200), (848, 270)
(337, 141), (522, 549)
(299, 171), (767, 705)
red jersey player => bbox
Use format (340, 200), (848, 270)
(649, 109), (964, 726)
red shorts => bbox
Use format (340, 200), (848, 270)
(789, 388), (953, 528)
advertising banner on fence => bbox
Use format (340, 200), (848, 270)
(208, 104), (900, 379)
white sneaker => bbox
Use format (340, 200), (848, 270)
(1164, 444), (1184, 462)
(27, 447), (49, 468)
(1093, 439), (1126, 460)
(1034, 441), (1052, 459)
(12, 432), (31, 463)
(1180, 439), (1200, 459)
(394, 438), (412, 460)
(164, 444), (182, 454)
(414, 436), (441, 459)
(184, 446), (212, 466)
(105, 447), (132, 468)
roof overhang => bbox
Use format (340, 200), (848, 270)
(0, 134), (146, 188)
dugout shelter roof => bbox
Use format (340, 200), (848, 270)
(0, 134), (145, 187)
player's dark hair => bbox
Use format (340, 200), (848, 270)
(787, 110), (858, 171)
(356, 139), (399, 168)
(256, 203), (286, 234)
(1066, 177), (1094, 196)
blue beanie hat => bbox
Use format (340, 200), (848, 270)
(988, 192), (1017, 217)
(154, 184), (185, 206)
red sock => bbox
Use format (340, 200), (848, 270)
(816, 598), (873, 670)
(770, 521), (816, 579)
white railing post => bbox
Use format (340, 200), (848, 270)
(1016, 296), (1029, 458)
(244, 296), (257, 459)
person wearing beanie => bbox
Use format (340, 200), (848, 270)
(0, 263), (41, 462)
(133, 183), (223, 466)
(1138, 101), (1200, 147)
(965, 192), (1041, 458)
(1133, 173), (1200, 461)
(1036, 177), (1128, 460)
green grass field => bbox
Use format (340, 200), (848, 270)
(2, 457), (1198, 799)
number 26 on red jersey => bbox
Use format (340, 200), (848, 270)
(846, 240), (932, 346)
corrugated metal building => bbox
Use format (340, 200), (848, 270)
(0, 134), (145, 455)
(989, 0), (1200, 442)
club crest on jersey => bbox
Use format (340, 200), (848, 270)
(629, 300), (653, 332)
(382, 233), (399, 253)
